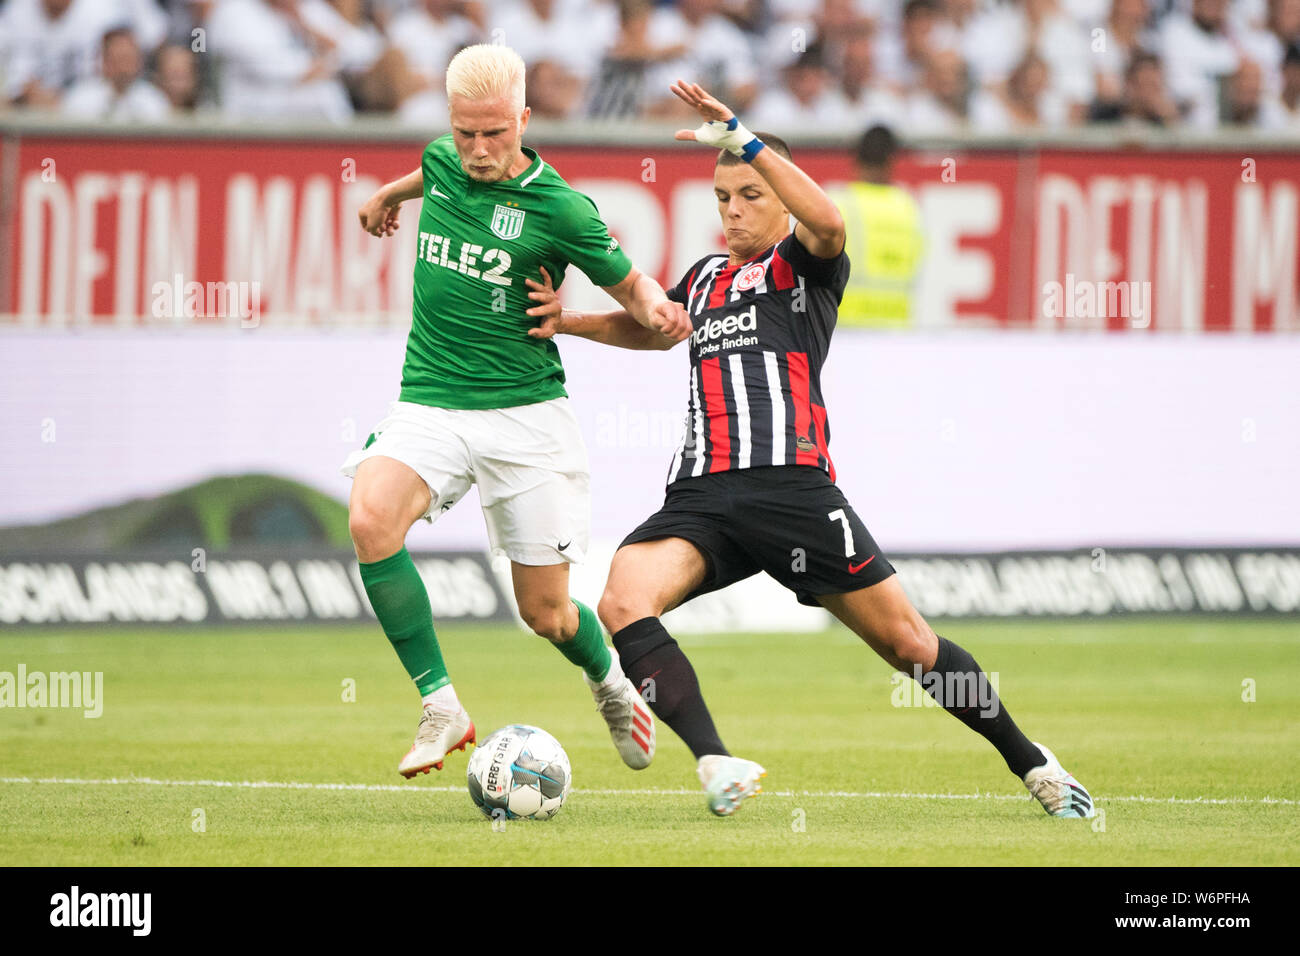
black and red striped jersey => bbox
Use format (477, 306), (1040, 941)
(664, 231), (850, 486)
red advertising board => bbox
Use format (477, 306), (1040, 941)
(3, 134), (1297, 330)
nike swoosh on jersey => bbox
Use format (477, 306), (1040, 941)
(428, 183), (450, 200)
(848, 555), (876, 574)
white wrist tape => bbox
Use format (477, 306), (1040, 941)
(689, 116), (765, 162)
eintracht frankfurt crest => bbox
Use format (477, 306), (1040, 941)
(736, 263), (767, 291)
(491, 204), (526, 240)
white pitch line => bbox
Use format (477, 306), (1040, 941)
(0, 776), (1294, 806)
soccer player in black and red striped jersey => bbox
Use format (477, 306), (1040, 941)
(527, 81), (1095, 819)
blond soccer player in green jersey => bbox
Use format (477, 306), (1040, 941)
(344, 44), (690, 779)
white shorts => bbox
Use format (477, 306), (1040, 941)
(340, 397), (590, 565)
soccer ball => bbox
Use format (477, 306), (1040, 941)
(467, 724), (571, 821)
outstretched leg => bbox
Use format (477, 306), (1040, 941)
(818, 577), (1094, 817)
(818, 576), (1044, 775)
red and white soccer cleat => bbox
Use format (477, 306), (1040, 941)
(398, 704), (475, 779)
(585, 649), (655, 770)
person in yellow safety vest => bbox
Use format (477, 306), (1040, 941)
(832, 125), (924, 327)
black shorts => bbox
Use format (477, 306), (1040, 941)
(619, 465), (895, 608)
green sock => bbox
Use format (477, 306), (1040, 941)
(555, 599), (612, 682)
(358, 548), (449, 696)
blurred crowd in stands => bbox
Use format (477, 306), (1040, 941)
(1, 0), (1298, 132)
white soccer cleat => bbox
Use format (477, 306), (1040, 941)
(398, 704), (475, 779)
(1023, 742), (1095, 818)
(585, 649), (655, 770)
(697, 754), (766, 817)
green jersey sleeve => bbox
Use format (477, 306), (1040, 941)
(552, 193), (634, 289)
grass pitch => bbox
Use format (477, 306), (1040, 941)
(1, 619), (1296, 866)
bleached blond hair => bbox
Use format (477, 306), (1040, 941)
(445, 44), (526, 113)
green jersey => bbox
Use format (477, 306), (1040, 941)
(399, 135), (634, 409)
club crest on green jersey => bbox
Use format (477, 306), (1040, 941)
(491, 204), (526, 241)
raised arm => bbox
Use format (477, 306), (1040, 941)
(358, 168), (423, 237)
(671, 80), (846, 258)
(746, 144), (845, 259)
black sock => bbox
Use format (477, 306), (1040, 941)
(612, 617), (729, 759)
(919, 636), (1046, 779)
